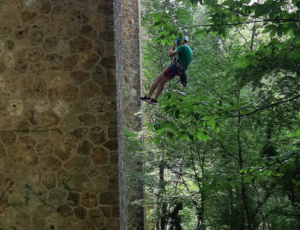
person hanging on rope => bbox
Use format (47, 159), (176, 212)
(140, 36), (193, 105)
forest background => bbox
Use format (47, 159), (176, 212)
(126, 0), (300, 229)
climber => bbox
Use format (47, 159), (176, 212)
(140, 36), (193, 105)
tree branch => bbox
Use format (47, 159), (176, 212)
(229, 93), (300, 118)
(179, 19), (300, 29)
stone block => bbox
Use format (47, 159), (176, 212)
(31, 126), (50, 142)
(35, 139), (54, 155)
(106, 69), (116, 83)
(89, 126), (107, 145)
(59, 84), (79, 102)
(27, 30), (45, 45)
(40, 112), (60, 127)
(40, 155), (62, 172)
(0, 24), (12, 40)
(23, 149), (39, 166)
(48, 188), (68, 205)
(32, 78), (47, 98)
(54, 142), (77, 161)
(70, 71), (90, 85)
(57, 169), (70, 188)
(65, 128), (89, 143)
(57, 22), (80, 40)
(24, 109), (38, 125)
(77, 140), (93, 156)
(17, 136), (37, 152)
(78, 114), (96, 126)
(51, 6), (68, 22)
(106, 218), (120, 229)
(64, 155), (91, 173)
(0, 188), (9, 207)
(0, 142), (7, 158)
(15, 59), (29, 73)
(103, 139), (118, 151)
(16, 212), (31, 228)
(92, 65), (106, 84)
(90, 176), (108, 192)
(53, 100), (69, 117)
(65, 173), (90, 192)
(49, 128), (64, 144)
(81, 220), (96, 230)
(98, 30), (114, 42)
(21, 8), (38, 22)
(67, 191), (80, 206)
(28, 46), (44, 62)
(43, 35), (59, 53)
(81, 25), (97, 40)
(59, 115), (78, 132)
(70, 10), (89, 24)
(90, 146), (109, 165)
(39, 0), (52, 14)
(3, 177), (16, 194)
(82, 52), (99, 70)
(102, 84), (116, 97)
(74, 206), (87, 219)
(81, 193), (98, 208)
(70, 35), (92, 53)
(97, 4), (114, 16)
(45, 213), (63, 230)
(99, 206), (110, 218)
(89, 209), (104, 228)
(80, 81), (100, 100)
(42, 172), (56, 190)
(44, 53), (63, 70)
(14, 24), (29, 39)
(63, 54), (80, 71)
(100, 56), (115, 69)
(99, 192), (118, 205)
(29, 15), (50, 28)
(57, 204), (73, 217)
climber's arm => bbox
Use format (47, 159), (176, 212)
(168, 47), (178, 57)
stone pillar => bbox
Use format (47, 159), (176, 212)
(121, 0), (145, 229)
(0, 0), (119, 229)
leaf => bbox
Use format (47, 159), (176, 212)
(197, 133), (202, 140)
(160, 31), (169, 36)
(167, 132), (174, 141)
(175, 110), (180, 119)
(154, 138), (160, 146)
(255, 6), (269, 17)
(270, 29), (277, 38)
(193, 29), (205, 35)
(208, 119), (216, 129)
(154, 15), (162, 22)
(262, 25), (276, 33)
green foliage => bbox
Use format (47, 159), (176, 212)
(139, 0), (300, 229)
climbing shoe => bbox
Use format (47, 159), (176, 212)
(148, 99), (157, 105)
(140, 95), (151, 101)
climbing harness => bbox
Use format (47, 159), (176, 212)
(178, 73), (187, 87)
(172, 57), (187, 87)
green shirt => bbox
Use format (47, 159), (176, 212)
(177, 44), (193, 72)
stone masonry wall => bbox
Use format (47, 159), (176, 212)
(122, 0), (145, 229)
(122, 0), (142, 130)
(0, 0), (119, 229)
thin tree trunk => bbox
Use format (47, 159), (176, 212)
(200, 150), (206, 230)
(237, 92), (251, 230)
(230, 187), (234, 230)
(250, 21), (256, 51)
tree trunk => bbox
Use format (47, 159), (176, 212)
(237, 92), (251, 230)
